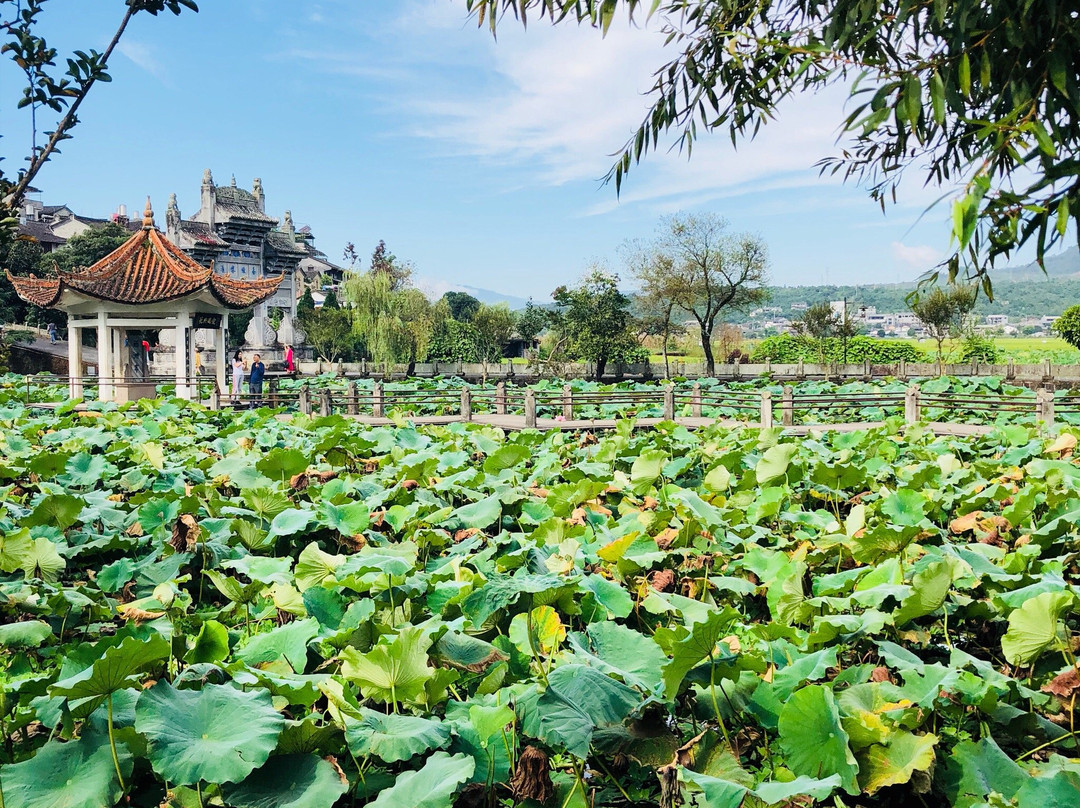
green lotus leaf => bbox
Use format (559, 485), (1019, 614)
(0, 619), (54, 648)
(294, 542), (346, 591)
(27, 494), (83, 530)
(678, 767), (748, 808)
(0, 733), (132, 808)
(51, 632), (169, 701)
(221, 754), (347, 808)
(256, 448), (309, 482)
(368, 751), (474, 808)
(185, 619), (231, 665)
(940, 737), (1027, 805)
(64, 452), (107, 488)
(19, 537), (66, 582)
(135, 681), (285, 785)
(777, 685), (859, 795)
(137, 498), (179, 532)
(340, 625), (434, 707)
(630, 449), (667, 494)
(754, 774), (842, 804)
(317, 500), (369, 536)
(654, 609), (735, 699)
(441, 495), (502, 531)
(893, 560), (952, 625)
(483, 444), (531, 473)
(0, 527), (33, 572)
(857, 731), (937, 794)
(1001, 590), (1075, 665)
(534, 664), (640, 759)
(567, 622), (667, 694)
(235, 618), (319, 673)
(345, 708), (451, 763)
(269, 508), (315, 538)
(756, 443), (797, 485)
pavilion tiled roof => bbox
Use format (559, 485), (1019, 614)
(178, 219), (228, 247)
(5, 199), (282, 310)
(214, 186), (276, 224)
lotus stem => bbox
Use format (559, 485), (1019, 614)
(107, 693), (126, 791)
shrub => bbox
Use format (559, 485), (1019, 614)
(1052, 305), (1080, 349)
(751, 334), (925, 363)
(958, 335), (1000, 363)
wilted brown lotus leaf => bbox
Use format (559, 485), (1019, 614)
(1042, 667), (1080, 698)
(117, 603), (165, 622)
(650, 569), (676, 593)
(510, 746), (554, 804)
(949, 511), (983, 533)
(171, 513), (200, 553)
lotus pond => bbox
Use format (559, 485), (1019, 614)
(1, 394), (1080, 807)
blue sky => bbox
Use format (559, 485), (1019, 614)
(1, 0), (976, 299)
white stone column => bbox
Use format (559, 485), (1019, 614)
(67, 320), (83, 399)
(175, 311), (191, 400)
(214, 317), (227, 396)
(96, 311), (112, 402)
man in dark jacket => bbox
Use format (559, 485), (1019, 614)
(249, 354), (265, 407)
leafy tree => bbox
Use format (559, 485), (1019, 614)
(369, 240), (413, 292)
(628, 213), (769, 374)
(38, 224), (131, 275)
(345, 270), (436, 372)
(550, 268), (637, 380)
(297, 288), (316, 315)
(909, 285), (978, 374)
(1052, 305), (1080, 350)
(467, 0), (1080, 286)
(442, 291), (481, 322)
(322, 289), (341, 310)
(299, 308), (355, 363)
(428, 320), (482, 363)
(472, 303), (516, 363)
(0, 238), (43, 324)
(514, 301), (547, 355)
(791, 303), (840, 365)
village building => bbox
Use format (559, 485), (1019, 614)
(165, 170), (340, 349)
(5, 199), (281, 402)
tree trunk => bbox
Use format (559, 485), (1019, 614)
(662, 320), (671, 380)
(936, 338), (945, 377)
(700, 325), (715, 376)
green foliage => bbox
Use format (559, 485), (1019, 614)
(550, 268), (639, 379)
(297, 288), (316, 315)
(958, 334), (1001, 363)
(39, 224), (130, 275)
(298, 306), (356, 363)
(1052, 304), (1080, 349)
(344, 270), (435, 366)
(441, 291), (481, 322)
(3, 379), (1080, 806)
(751, 334), (925, 363)
(428, 319), (482, 362)
(629, 212), (769, 372)
(911, 285), (979, 372)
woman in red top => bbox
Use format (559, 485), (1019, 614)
(284, 344), (295, 373)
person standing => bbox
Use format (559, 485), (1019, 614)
(249, 353), (265, 407)
(47, 322), (57, 345)
(284, 344), (295, 374)
(231, 351), (245, 402)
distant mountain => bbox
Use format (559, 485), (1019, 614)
(998, 246), (1080, 280)
(414, 276), (532, 310)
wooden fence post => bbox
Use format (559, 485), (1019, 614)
(781, 385), (794, 426)
(461, 388), (473, 421)
(319, 388), (332, 417)
(1037, 389), (1055, 431)
(495, 381), (507, 415)
(691, 382), (702, 418)
(562, 384), (573, 420)
(760, 390), (773, 429)
(347, 382), (358, 415)
(904, 385), (920, 424)
(373, 382), (384, 417)
(796, 358), (805, 380)
(209, 385), (220, 410)
(863, 359), (871, 380)
(764, 357), (771, 375)
(268, 377), (279, 408)
(1006, 361), (1015, 380)
(1044, 359), (1054, 383)
(663, 385), (675, 420)
(524, 389), (537, 428)
(298, 385), (312, 416)
(732, 357), (741, 379)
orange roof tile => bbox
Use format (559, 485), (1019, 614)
(4, 199), (282, 310)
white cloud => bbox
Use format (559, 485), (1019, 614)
(891, 241), (942, 271)
(118, 40), (168, 83)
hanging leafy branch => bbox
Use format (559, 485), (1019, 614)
(465, 0), (1080, 291)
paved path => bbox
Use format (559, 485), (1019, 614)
(13, 336), (98, 364)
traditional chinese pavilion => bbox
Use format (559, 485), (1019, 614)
(5, 199), (282, 402)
